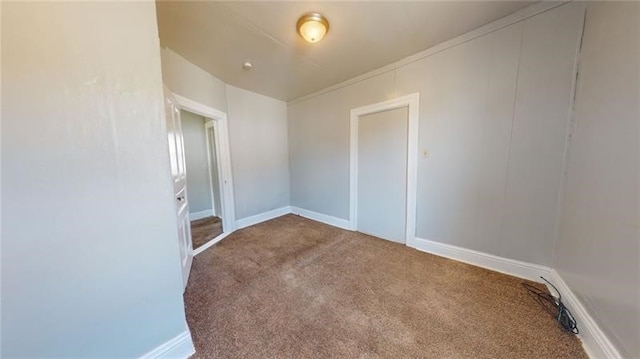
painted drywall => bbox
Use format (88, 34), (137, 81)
(396, 23), (523, 258)
(181, 110), (213, 213)
(553, 2), (640, 356)
(1, 2), (188, 357)
(289, 72), (396, 220)
(288, 2), (584, 266)
(499, 3), (585, 265)
(160, 47), (227, 112)
(159, 46), (291, 223)
(226, 85), (290, 220)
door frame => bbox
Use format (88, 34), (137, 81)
(349, 93), (420, 244)
(173, 94), (237, 255)
(204, 121), (219, 217)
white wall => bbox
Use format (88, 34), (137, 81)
(288, 2), (584, 266)
(289, 72), (396, 220)
(181, 110), (213, 213)
(1, 2), (188, 357)
(160, 48), (290, 222)
(500, 4), (585, 264)
(226, 85), (290, 220)
(160, 47), (228, 112)
(553, 2), (639, 357)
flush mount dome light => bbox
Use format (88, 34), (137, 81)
(297, 12), (329, 43)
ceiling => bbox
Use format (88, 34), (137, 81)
(156, 1), (537, 102)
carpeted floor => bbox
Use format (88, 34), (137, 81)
(191, 216), (223, 249)
(185, 214), (587, 358)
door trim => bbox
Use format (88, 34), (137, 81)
(173, 94), (237, 256)
(349, 93), (420, 244)
(204, 121), (219, 218)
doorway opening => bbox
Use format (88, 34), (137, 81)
(174, 94), (236, 256)
(181, 110), (222, 250)
(349, 93), (420, 245)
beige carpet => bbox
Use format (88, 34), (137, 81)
(191, 216), (223, 249)
(185, 214), (586, 358)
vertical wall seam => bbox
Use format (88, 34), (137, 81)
(496, 22), (525, 259)
(549, 3), (588, 268)
(471, 33), (496, 253)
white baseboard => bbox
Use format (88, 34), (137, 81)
(190, 204), (621, 359)
(290, 206), (352, 230)
(139, 330), (195, 359)
(190, 205), (621, 359)
(236, 206), (292, 229)
(189, 209), (214, 221)
(546, 270), (622, 359)
(408, 237), (551, 283)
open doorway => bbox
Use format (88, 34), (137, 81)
(181, 110), (223, 251)
(174, 94), (236, 256)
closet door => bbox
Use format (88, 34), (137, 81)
(357, 107), (409, 243)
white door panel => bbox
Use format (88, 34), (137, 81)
(164, 86), (193, 290)
(357, 107), (408, 243)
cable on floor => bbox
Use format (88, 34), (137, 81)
(522, 276), (579, 334)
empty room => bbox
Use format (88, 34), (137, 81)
(2, 1), (638, 358)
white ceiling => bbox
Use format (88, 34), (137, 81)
(156, 1), (537, 102)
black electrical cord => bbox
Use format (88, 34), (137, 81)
(522, 277), (579, 334)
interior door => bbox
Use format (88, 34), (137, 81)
(357, 107), (408, 243)
(164, 87), (193, 290)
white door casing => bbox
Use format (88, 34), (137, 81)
(205, 122), (222, 219)
(350, 93), (420, 245)
(172, 94), (237, 256)
(164, 86), (193, 290)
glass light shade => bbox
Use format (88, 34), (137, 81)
(297, 13), (329, 43)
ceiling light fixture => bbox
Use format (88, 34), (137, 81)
(297, 12), (329, 43)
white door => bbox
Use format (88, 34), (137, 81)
(357, 107), (408, 243)
(164, 87), (193, 290)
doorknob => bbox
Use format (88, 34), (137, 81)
(177, 196), (185, 201)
